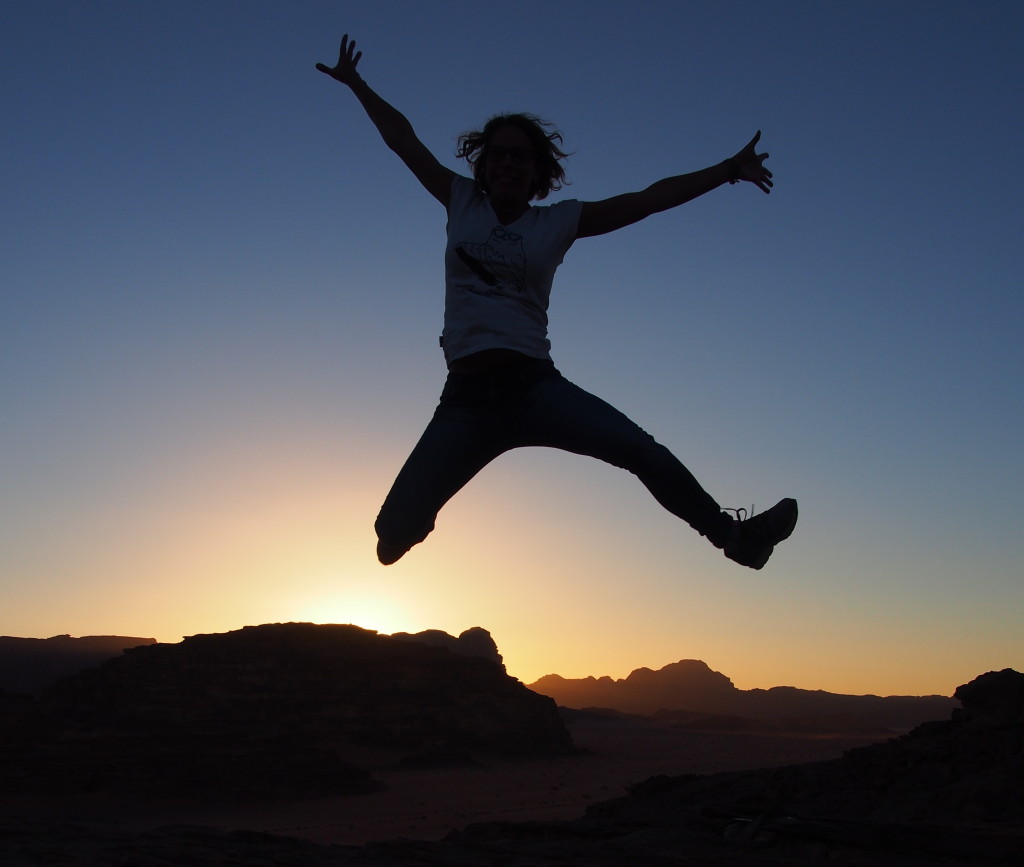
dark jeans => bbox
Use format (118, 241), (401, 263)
(374, 360), (727, 556)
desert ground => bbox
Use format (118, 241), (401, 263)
(4, 713), (888, 847)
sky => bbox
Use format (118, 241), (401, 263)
(2, 0), (1021, 699)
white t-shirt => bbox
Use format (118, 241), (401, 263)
(441, 175), (582, 363)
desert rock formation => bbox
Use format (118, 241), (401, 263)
(0, 623), (572, 799)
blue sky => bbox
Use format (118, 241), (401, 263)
(2, 0), (1021, 696)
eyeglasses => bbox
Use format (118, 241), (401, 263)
(486, 146), (536, 165)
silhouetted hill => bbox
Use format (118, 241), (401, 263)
(0, 629), (505, 696)
(0, 634), (157, 695)
(530, 659), (957, 731)
(0, 623), (573, 800)
(2, 668), (1020, 864)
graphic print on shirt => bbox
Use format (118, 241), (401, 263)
(455, 225), (527, 297)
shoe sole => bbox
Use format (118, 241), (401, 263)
(754, 498), (798, 569)
(776, 498), (799, 542)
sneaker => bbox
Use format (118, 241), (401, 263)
(723, 498), (798, 570)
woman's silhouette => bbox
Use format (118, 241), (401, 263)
(317, 35), (797, 569)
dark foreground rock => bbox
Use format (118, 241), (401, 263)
(1, 668), (1021, 865)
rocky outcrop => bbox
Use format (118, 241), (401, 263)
(954, 666), (1024, 727)
(0, 634), (157, 695)
(530, 659), (957, 731)
(390, 625), (503, 667)
(0, 623), (572, 800)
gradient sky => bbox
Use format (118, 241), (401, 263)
(3, 1), (1021, 698)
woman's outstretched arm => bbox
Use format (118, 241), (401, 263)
(575, 132), (772, 239)
(316, 34), (455, 206)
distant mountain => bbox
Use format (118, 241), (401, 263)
(0, 634), (157, 695)
(0, 623), (573, 800)
(529, 659), (957, 731)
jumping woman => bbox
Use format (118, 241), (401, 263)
(316, 35), (798, 570)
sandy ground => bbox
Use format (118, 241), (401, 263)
(3, 716), (889, 846)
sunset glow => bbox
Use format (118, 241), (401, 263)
(3, 1), (1021, 701)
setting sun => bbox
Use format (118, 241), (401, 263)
(289, 580), (414, 636)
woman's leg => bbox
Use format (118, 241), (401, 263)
(509, 371), (798, 567)
(374, 376), (505, 564)
(511, 372), (733, 545)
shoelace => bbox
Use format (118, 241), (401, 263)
(723, 505), (755, 522)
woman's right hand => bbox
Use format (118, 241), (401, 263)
(730, 131), (773, 194)
(316, 34), (362, 86)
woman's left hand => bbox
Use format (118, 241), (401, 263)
(732, 131), (773, 194)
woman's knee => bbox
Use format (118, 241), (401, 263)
(373, 506), (435, 563)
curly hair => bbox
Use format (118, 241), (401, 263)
(456, 113), (569, 201)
